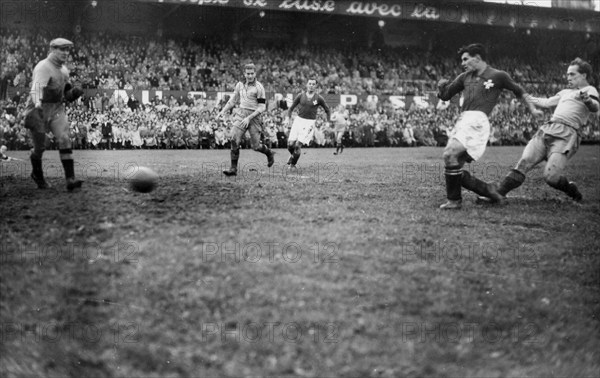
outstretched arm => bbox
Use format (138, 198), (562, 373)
(523, 93), (560, 109)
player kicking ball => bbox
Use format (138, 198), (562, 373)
(286, 78), (331, 168)
(437, 43), (542, 209)
(479, 58), (598, 203)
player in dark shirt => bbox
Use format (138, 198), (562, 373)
(286, 78), (331, 168)
(437, 43), (541, 209)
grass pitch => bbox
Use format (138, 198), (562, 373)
(1, 146), (599, 377)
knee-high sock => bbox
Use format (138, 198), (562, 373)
(254, 144), (270, 155)
(498, 169), (525, 196)
(292, 143), (302, 165)
(59, 149), (75, 179)
(461, 170), (491, 197)
(230, 148), (240, 170)
(444, 165), (462, 201)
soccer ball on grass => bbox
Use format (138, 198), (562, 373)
(130, 167), (158, 193)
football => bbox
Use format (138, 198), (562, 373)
(130, 167), (158, 193)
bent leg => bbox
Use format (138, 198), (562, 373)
(543, 152), (581, 200)
(227, 126), (245, 172)
(249, 122), (274, 167)
(292, 141), (302, 165)
(50, 109), (81, 190)
(498, 134), (546, 196)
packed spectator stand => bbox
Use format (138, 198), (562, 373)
(1, 30), (598, 152)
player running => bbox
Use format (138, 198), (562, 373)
(481, 57), (599, 203)
(286, 78), (331, 168)
(331, 104), (349, 155)
(217, 63), (275, 176)
(437, 43), (542, 209)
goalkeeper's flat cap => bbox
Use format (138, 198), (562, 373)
(50, 38), (74, 48)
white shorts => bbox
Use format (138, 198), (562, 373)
(450, 111), (490, 161)
(288, 116), (315, 145)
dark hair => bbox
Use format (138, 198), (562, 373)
(458, 43), (486, 61)
(307, 76), (318, 85)
(570, 57), (593, 81)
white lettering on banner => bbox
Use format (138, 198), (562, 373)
(412, 96), (429, 110)
(113, 90), (129, 103)
(366, 95), (378, 103)
(339, 95), (357, 107)
(244, 0), (267, 7)
(188, 91), (207, 99)
(388, 95), (405, 109)
(278, 0), (335, 12)
(410, 4), (439, 20)
(190, 0), (229, 5)
(346, 2), (402, 17)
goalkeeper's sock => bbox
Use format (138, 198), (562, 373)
(59, 149), (75, 179)
(61, 159), (75, 180)
(30, 156), (44, 179)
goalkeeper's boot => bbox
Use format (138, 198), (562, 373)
(66, 178), (83, 192)
(222, 168), (237, 176)
(31, 172), (51, 189)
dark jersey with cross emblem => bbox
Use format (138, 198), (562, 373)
(438, 66), (526, 116)
(290, 91), (329, 120)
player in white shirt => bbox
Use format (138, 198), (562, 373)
(486, 58), (599, 202)
(331, 104), (349, 155)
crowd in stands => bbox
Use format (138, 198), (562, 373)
(1, 29), (598, 151)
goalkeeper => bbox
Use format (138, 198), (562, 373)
(23, 38), (84, 191)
